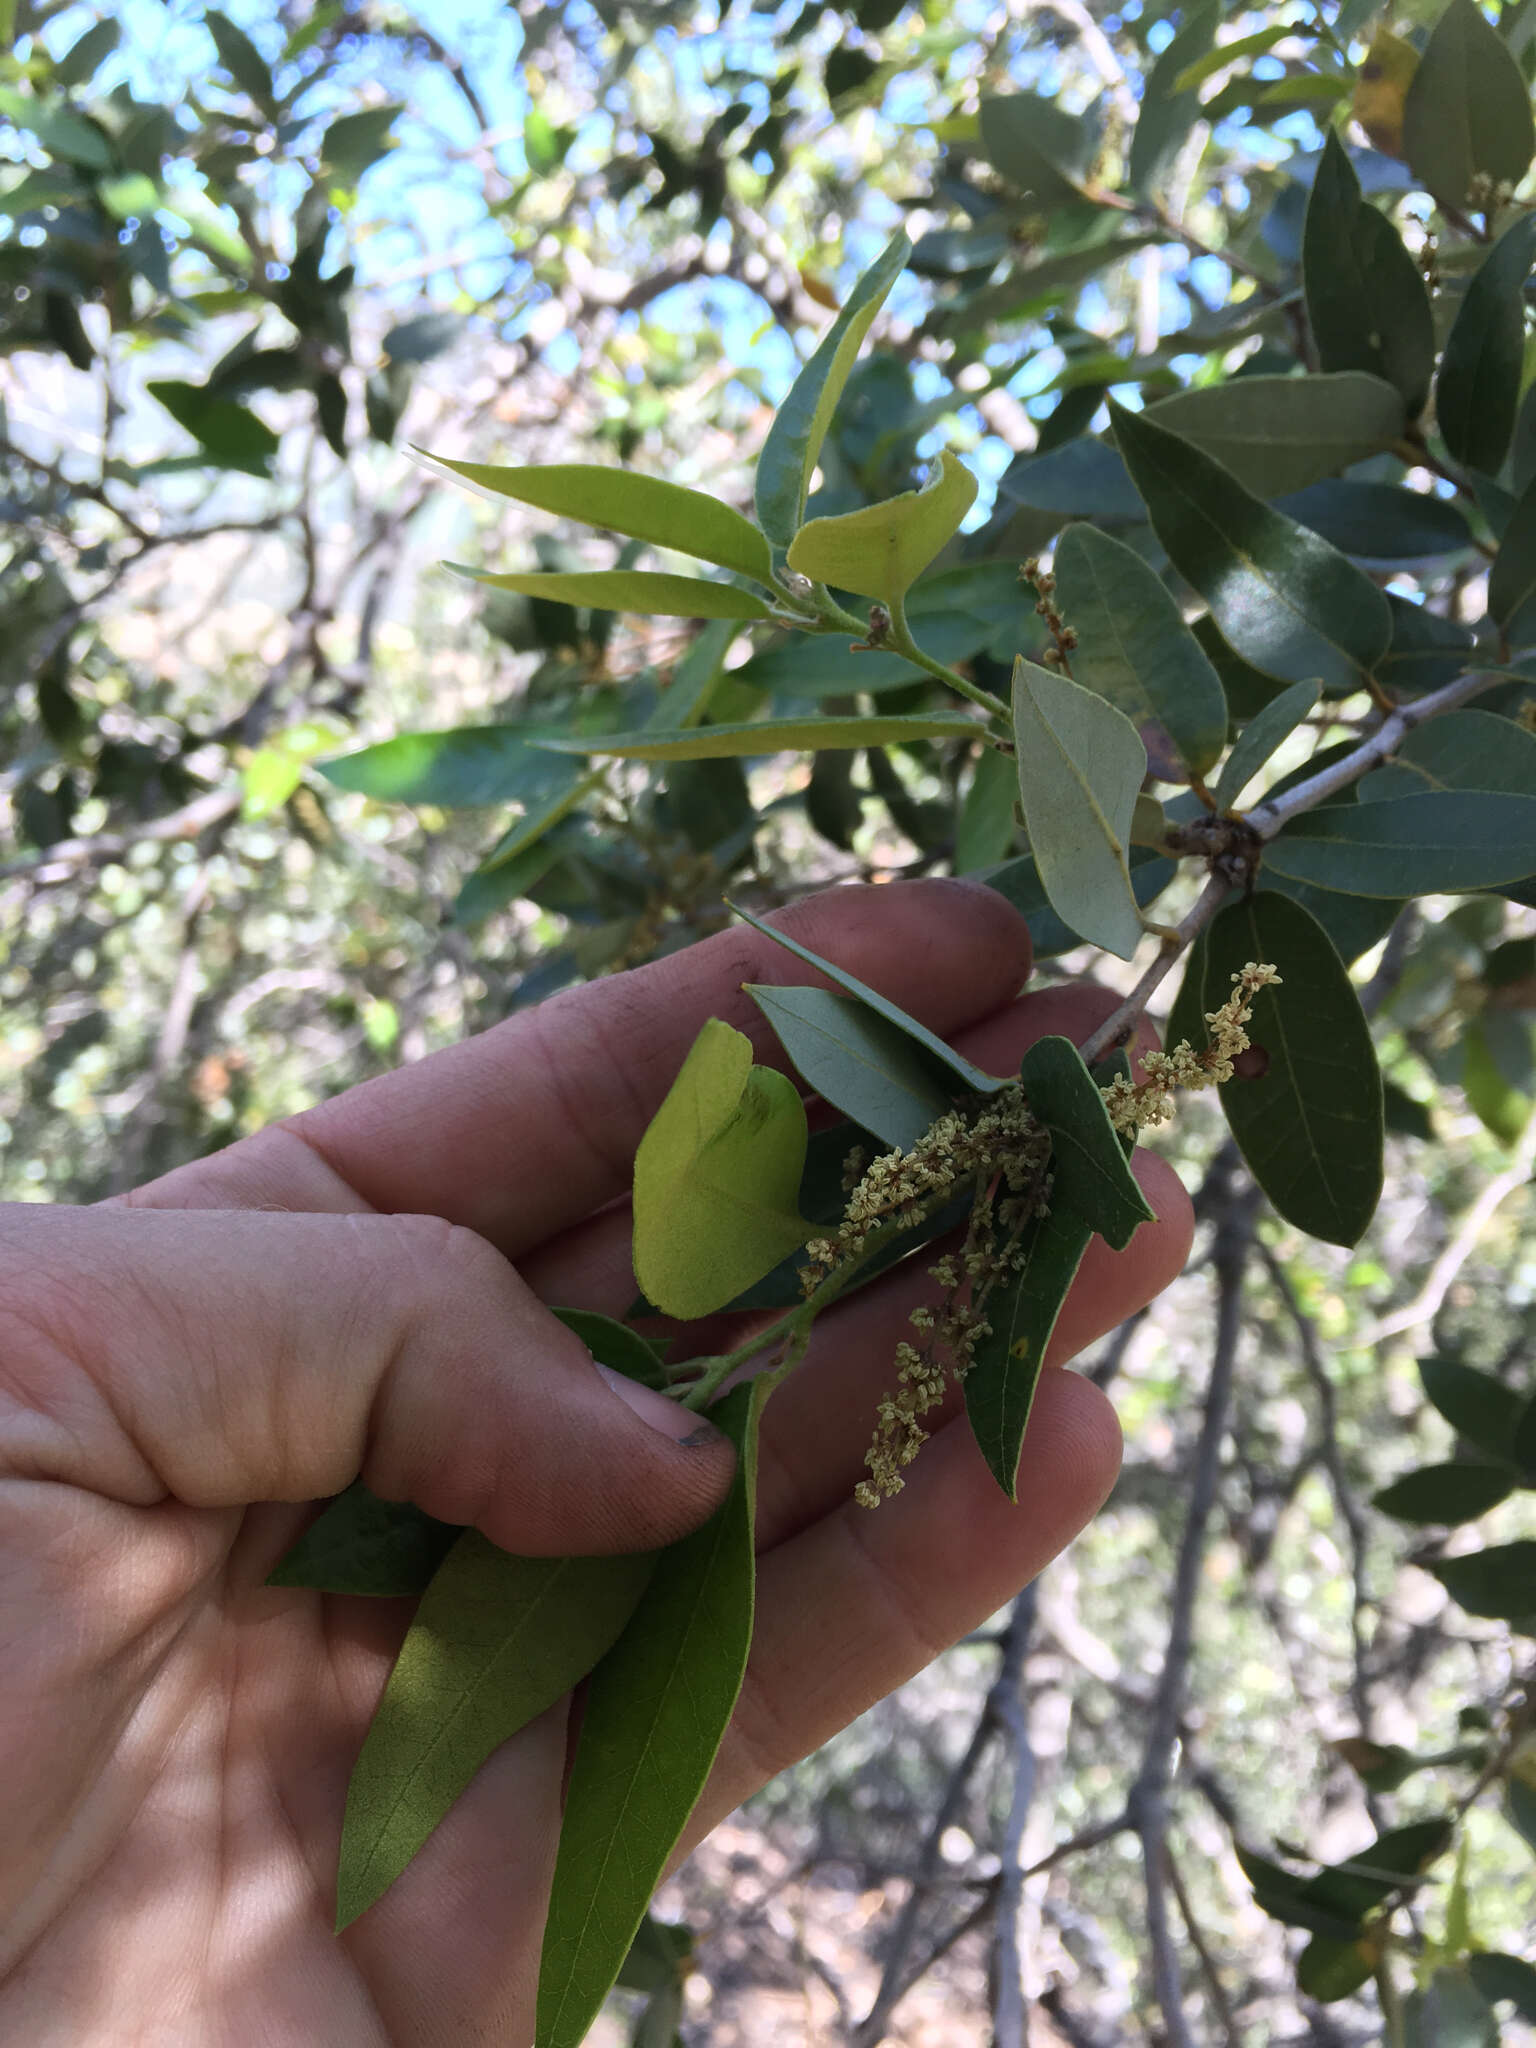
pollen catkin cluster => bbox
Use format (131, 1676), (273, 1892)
(1101, 961), (1282, 1137)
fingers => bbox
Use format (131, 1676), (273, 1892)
(0, 1205), (732, 1556)
(122, 879), (1033, 1257)
(678, 1367), (1123, 1857)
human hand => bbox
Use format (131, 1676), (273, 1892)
(0, 880), (1192, 2044)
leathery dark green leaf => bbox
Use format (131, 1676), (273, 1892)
(1052, 524), (1227, 776)
(1214, 679), (1319, 811)
(536, 1378), (764, 2048)
(1017, 1036), (1154, 1251)
(1199, 893), (1383, 1246)
(336, 1539), (658, 1928)
(1143, 372), (1407, 499)
(1402, 0), (1536, 210)
(1371, 1461), (1514, 1525)
(1422, 1540), (1536, 1624)
(1435, 213), (1536, 477)
(1109, 399), (1391, 695)
(1263, 792), (1536, 897)
(1302, 131), (1434, 416)
(963, 1202), (1093, 1499)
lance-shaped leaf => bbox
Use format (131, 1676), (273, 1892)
(1436, 213), (1536, 477)
(1129, 0), (1217, 196)
(419, 457), (772, 585)
(1012, 659), (1146, 961)
(450, 566), (773, 621)
(1053, 525), (1227, 777)
(322, 727), (583, 808)
(1303, 132), (1434, 417)
(267, 1482), (459, 1597)
(1489, 474), (1536, 650)
(1469, 1954), (1536, 2020)
(1109, 400), (1391, 695)
(1017, 1035), (1155, 1250)
(1420, 1356), (1529, 1463)
(531, 712), (980, 760)
(1372, 1461), (1514, 1524)
(1264, 792), (1536, 896)
(727, 901), (1005, 1096)
(754, 229), (910, 546)
(1403, 0), (1536, 210)
(785, 451), (978, 606)
(1422, 1540), (1536, 1624)
(632, 1018), (810, 1321)
(1276, 479), (1471, 561)
(1144, 372), (1408, 499)
(1197, 893), (1383, 1246)
(537, 1379), (764, 2048)
(336, 1539), (657, 1928)
(964, 1203), (1093, 1499)
(1214, 680), (1320, 810)
(745, 985), (956, 1154)
(956, 743), (1020, 872)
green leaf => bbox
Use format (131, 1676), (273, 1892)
(726, 901), (1005, 1097)
(1297, 1933), (1378, 2002)
(754, 229), (910, 546)
(54, 18), (120, 87)
(995, 436), (1145, 523)
(321, 104), (403, 185)
(1237, 1845), (1366, 1940)
(1017, 1035), (1155, 1250)
(1263, 792), (1536, 896)
(1052, 526), (1228, 777)
(631, 1018), (810, 1321)
(1372, 1461), (1515, 1524)
(1129, 0), (1218, 196)
(1109, 399), (1391, 695)
(934, 236), (1162, 336)
(1303, 133), (1435, 416)
(145, 379), (279, 478)
(1468, 1954), (1536, 2023)
(266, 1482), (458, 1596)
(982, 843), (1177, 957)
(1420, 1356), (1529, 1462)
(337, 1540), (657, 1927)
(206, 10), (274, 106)
(322, 727), (582, 808)
(1305, 1818), (1454, 1922)
(1403, 0), (1536, 209)
(1214, 680), (1320, 810)
(785, 451), (978, 605)
(1277, 479), (1470, 561)
(537, 1380), (763, 2048)
(381, 313), (464, 365)
(1436, 214), (1536, 476)
(0, 85), (111, 168)
(963, 1204), (1092, 1499)
(1506, 1775), (1536, 1855)
(1463, 1014), (1533, 1145)
(956, 743), (1019, 872)
(1423, 1540), (1536, 1624)
(532, 713), (979, 760)
(450, 567), (772, 621)
(550, 1308), (670, 1392)
(1406, 1968), (1499, 2048)
(976, 92), (1098, 205)
(1360, 711), (1536, 800)
(1144, 373), (1408, 499)
(1197, 893), (1383, 1245)
(744, 985), (956, 1154)
(1489, 471), (1536, 649)
(1011, 659), (1146, 961)
(422, 459), (772, 586)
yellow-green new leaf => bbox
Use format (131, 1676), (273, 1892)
(785, 451), (978, 606)
(419, 457), (773, 586)
(1012, 659), (1146, 961)
(632, 1018), (811, 1320)
(449, 566), (773, 621)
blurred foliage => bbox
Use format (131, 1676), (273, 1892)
(3, 0), (1536, 2041)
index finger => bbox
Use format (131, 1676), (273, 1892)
(129, 879), (1033, 1258)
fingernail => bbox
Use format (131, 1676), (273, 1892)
(595, 1361), (720, 1446)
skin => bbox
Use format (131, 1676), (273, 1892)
(0, 879), (1192, 2045)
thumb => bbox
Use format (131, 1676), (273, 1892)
(1, 1204), (734, 1556)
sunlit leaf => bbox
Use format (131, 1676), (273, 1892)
(422, 458), (773, 585)
(537, 1380), (764, 2048)
(450, 566), (773, 621)
(754, 228), (910, 546)
(786, 451), (978, 605)
(337, 1540), (657, 1928)
(1011, 659), (1146, 961)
